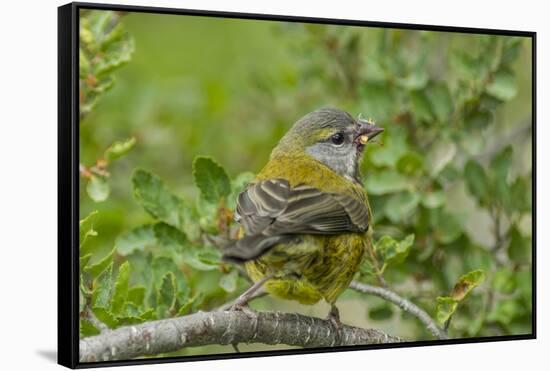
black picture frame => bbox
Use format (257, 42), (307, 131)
(58, 2), (537, 368)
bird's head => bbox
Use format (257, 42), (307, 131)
(271, 108), (384, 182)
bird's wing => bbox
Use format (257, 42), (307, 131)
(224, 179), (369, 262)
(236, 178), (369, 236)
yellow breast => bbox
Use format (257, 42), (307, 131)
(245, 233), (366, 305)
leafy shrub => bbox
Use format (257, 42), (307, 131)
(78, 11), (533, 345)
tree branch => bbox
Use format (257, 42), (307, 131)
(349, 281), (448, 340)
(79, 310), (403, 362)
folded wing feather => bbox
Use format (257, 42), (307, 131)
(222, 179), (369, 263)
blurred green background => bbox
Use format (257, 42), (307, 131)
(79, 9), (533, 359)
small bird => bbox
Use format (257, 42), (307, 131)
(223, 108), (383, 328)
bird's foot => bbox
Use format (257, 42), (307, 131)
(327, 304), (343, 346)
(225, 276), (271, 318)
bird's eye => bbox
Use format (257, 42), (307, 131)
(331, 132), (345, 146)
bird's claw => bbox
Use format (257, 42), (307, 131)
(327, 305), (343, 346)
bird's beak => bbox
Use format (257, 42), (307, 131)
(355, 121), (384, 145)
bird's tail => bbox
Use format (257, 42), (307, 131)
(221, 234), (292, 263)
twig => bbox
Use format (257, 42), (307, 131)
(81, 307), (109, 333)
(79, 310), (403, 362)
(218, 288), (267, 311)
(349, 281), (447, 340)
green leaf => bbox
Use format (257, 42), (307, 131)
(176, 294), (200, 316)
(463, 243), (495, 272)
(486, 68), (517, 101)
(157, 272), (177, 311)
(396, 152), (424, 176)
(79, 10), (134, 119)
(154, 222), (188, 253)
(439, 164), (460, 183)
(87, 175), (110, 202)
(384, 192), (420, 223)
(132, 169), (185, 229)
(117, 316), (145, 326)
(492, 269), (516, 295)
(79, 210), (99, 248)
(181, 203), (202, 242)
(397, 68), (428, 91)
(196, 195), (218, 231)
(427, 139), (456, 177)
(192, 156), (231, 203)
(508, 225), (531, 263)
(501, 38), (523, 66)
(91, 262), (114, 308)
(450, 269), (485, 301)
(410, 90), (434, 122)
(80, 254), (92, 271)
(464, 110), (492, 131)
(111, 262), (130, 315)
(516, 270), (532, 307)
(452, 51), (481, 80)
(92, 306), (118, 328)
(506, 176), (531, 213)
(368, 303), (394, 320)
(459, 131), (484, 156)
(80, 285), (87, 312)
(375, 234), (414, 266)
(80, 319), (100, 337)
(359, 82), (396, 121)
(436, 296), (458, 325)
(359, 258), (376, 277)
(117, 303), (155, 326)
(487, 299), (523, 325)
(127, 286), (146, 306)
(421, 191), (445, 209)
(104, 137), (136, 163)
(434, 212), (463, 244)
(181, 249), (221, 271)
(116, 224), (156, 256)
(219, 270), (239, 293)
(426, 82), (453, 122)
(139, 308), (156, 321)
(479, 93), (502, 111)
(123, 302), (141, 317)
(150, 256), (188, 307)
(369, 129), (408, 168)
(464, 160), (489, 205)
(491, 146), (513, 182)
(79, 49), (90, 77)
(365, 170), (411, 195)
(100, 22), (126, 50)
(84, 246), (116, 278)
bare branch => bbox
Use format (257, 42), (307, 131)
(217, 288), (267, 311)
(350, 281), (447, 340)
(79, 310), (403, 362)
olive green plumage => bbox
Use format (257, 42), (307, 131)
(223, 108), (383, 307)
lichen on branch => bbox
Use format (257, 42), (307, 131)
(79, 309), (403, 362)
